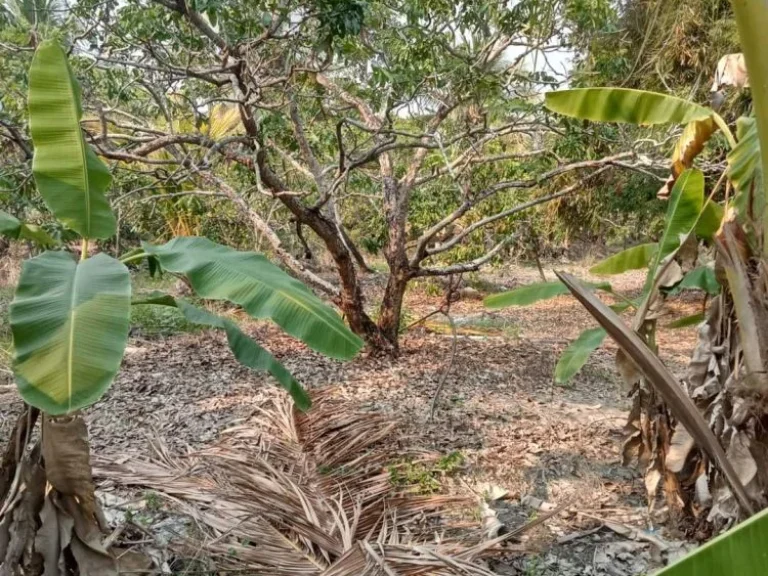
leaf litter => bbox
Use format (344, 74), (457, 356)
(0, 263), (704, 574)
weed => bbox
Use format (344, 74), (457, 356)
(144, 491), (163, 512)
(435, 451), (465, 473)
(389, 451), (465, 494)
(523, 556), (544, 576)
(130, 304), (199, 336)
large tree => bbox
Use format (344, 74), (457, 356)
(1, 0), (668, 352)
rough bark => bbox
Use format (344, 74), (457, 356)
(377, 269), (411, 347)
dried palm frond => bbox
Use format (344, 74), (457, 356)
(94, 387), (513, 575)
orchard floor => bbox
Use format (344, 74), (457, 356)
(0, 261), (704, 575)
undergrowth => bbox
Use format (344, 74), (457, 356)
(389, 451), (466, 494)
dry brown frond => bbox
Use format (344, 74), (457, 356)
(94, 387), (511, 574)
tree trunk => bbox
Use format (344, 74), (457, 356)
(377, 269), (411, 349)
(376, 174), (413, 352)
(334, 246), (395, 354)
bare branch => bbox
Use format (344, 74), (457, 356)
(197, 172), (340, 297)
(410, 152), (632, 265)
(414, 236), (516, 277)
(425, 166), (613, 258)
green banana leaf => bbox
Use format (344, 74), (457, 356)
(10, 251), (131, 414)
(590, 243), (657, 276)
(133, 292), (310, 410)
(644, 169), (704, 293)
(667, 313), (706, 329)
(28, 40), (116, 239)
(656, 507), (768, 575)
(695, 200), (724, 241)
(555, 327), (607, 385)
(143, 237), (362, 360)
(545, 88), (712, 125)
(727, 117), (764, 224)
(484, 281), (570, 308)
(0, 209), (21, 237)
(485, 280), (611, 309)
(668, 266), (720, 296)
(0, 209), (56, 246)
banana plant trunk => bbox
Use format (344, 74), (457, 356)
(0, 410), (116, 575)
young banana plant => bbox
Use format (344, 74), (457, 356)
(0, 40), (362, 574)
(490, 0), (768, 571)
(485, 86), (739, 385)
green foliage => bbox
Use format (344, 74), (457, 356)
(590, 243), (657, 275)
(555, 327), (607, 385)
(485, 280), (610, 309)
(485, 281), (572, 308)
(389, 451), (465, 495)
(10, 252), (131, 415)
(0, 209), (57, 246)
(144, 237), (363, 360)
(130, 304), (199, 336)
(28, 40), (116, 239)
(668, 266), (721, 296)
(6, 39), (363, 417)
(644, 169), (705, 293)
(727, 117), (764, 224)
(545, 88), (713, 125)
(667, 313), (706, 329)
(696, 200), (724, 241)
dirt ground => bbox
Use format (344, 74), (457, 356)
(0, 261), (704, 575)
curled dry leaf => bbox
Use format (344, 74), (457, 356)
(711, 53), (750, 92)
(666, 426), (695, 474)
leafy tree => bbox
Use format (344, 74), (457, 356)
(0, 0), (676, 355)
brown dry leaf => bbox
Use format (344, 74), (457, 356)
(711, 53), (750, 92)
(645, 469), (662, 502)
(666, 426), (695, 474)
(94, 388), (504, 575)
(672, 117), (718, 178)
(622, 431), (642, 466)
(727, 432), (757, 488)
(35, 495), (74, 576)
(69, 536), (118, 576)
(42, 415), (98, 519)
(616, 349), (642, 392)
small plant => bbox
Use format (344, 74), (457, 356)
(144, 491), (163, 512)
(435, 450), (465, 474)
(389, 451), (466, 494)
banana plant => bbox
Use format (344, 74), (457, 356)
(484, 71), (767, 385)
(485, 168), (713, 384)
(14, 40), (361, 416)
(1, 40), (362, 575)
(528, 0), (768, 569)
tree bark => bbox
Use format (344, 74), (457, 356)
(377, 269), (411, 348)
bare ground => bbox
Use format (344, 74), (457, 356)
(0, 262), (704, 574)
